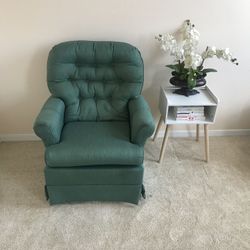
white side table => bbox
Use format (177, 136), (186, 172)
(153, 86), (218, 163)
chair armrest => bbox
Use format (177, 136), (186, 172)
(33, 97), (65, 146)
(128, 95), (155, 146)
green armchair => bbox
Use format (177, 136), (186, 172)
(34, 41), (155, 204)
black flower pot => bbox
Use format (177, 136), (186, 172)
(170, 76), (206, 97)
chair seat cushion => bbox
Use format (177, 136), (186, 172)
(45, 121), (144, 167)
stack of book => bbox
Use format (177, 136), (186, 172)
(174, 106), (205, 121)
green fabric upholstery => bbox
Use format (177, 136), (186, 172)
(46, 185), (142, 205)
(45, 121), (144, 167)
(33, 41), (155, 205)
(33, 97), (65, 146)
(45, 165), (143, 185)
(47, 41), (143, 122)
(129, 95), (155, 146)
(45, 165), (144, 204)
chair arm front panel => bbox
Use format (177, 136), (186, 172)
(129, 96), (155, 146)
(33, 97), (65, 146)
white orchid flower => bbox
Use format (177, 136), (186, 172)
(156, 33), (178, 53)
(155, 20), (238, 70)
(183, 41), (197, 54)
(192, 53), (202, 68)
(182, 20), (200, 48)
(160, 44), (167, 52)
(185, 28), (200, 43)
(202, 46), (217, 59)
(170, 46), (184, 61)
(184, 55), (192, 68)
(216, 48), (233, 61)
(184, 52), (202, 69)
(175, 48), (185, 61)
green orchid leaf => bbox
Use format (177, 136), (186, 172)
(166, 64), (177, 70)
(187, 70), (196, 89)
(180, 74), (186, 80)
(182, 68), (189, 74)
(202, 68), (217, 74)
(166, 64), (181, 73)
(196, 70), (204, 76)
(179, 62), (185, 71)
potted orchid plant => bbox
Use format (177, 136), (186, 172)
(155, 20), (238, 96)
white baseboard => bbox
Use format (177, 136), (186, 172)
(157, 129), (250, 138)
(0, 129), (250, 142)
(0, 133), (40, 142)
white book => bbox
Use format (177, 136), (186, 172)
(176, 113), (206, 121)
(176, 111), (204, 115)
(176, 116), (206, 121)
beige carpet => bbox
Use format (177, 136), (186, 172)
(0, 136), (250, 250)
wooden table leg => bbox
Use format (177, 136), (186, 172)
(158, 125), (170, 164)
(153, 115), (163, 141)
(196, 124), (199, 141)
(204, 124), (209, 162)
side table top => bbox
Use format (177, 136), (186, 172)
(162, 86), (218, 106)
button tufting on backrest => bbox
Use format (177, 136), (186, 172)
(47, 41), (144, 122)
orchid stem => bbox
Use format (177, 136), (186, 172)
(200, 46), (209, 67)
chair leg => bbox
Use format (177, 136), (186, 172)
(141, 184), (146, 199)
(44, 185), (49, 200)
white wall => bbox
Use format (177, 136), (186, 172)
(0, 0), (250, 134)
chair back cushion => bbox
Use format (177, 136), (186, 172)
(47, 41), (143, 122)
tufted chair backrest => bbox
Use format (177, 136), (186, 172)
(47, 41), (144, 122)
